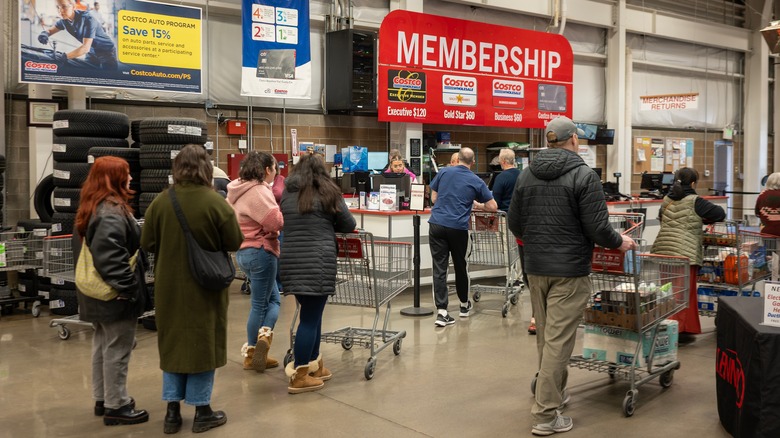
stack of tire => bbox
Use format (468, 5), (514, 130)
(41, 110), (130, 315)
(42, 110), (131, 238)
(138, 118), (208, 217)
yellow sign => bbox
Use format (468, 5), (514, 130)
(117, 10), (201, 69)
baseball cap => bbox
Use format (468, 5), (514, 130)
(545, 116), (585, 144)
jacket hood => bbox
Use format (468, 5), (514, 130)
(667, 186), (697, 201)
(226, 179), (263, 203)
(529, 148), (586, 181)
(284, 175), (302, 193)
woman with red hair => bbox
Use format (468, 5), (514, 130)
(74, 156), (150, 426)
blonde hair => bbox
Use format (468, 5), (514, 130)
(498, 148), (515, 165)
(767, 172), (780, 190)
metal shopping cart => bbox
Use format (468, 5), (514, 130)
(284, 232), (411, 380)
(0, 228), (48, 318)
(43, 233), (155, 340)
(566, 249), (690, 417)
(467, 211), (521, 317)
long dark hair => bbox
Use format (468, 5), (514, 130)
(75, 157), (133, 236)
(670, 167), (699, 198)
(290, 154), (342, 214)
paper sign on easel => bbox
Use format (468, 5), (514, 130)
(410, 184), (425, 211)
(762, 281), (780, 327)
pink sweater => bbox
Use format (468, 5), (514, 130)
(226, 179), (283, 256)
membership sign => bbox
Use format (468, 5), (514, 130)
(241, 0), (311, 99)
(378, 11), (573, 128)
(18, 0), (202, 93)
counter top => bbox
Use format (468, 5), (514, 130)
(349, 208), (431, 216)
(607, 195), (727, 205)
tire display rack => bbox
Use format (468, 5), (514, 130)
(0, 228), (49, 319)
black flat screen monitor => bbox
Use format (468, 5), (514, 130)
(640, 173), (662, 191)
(661, 172), (675, 186)
(594, 128), (615, 145)
(343, 171), (371, 194)
(372, 173), (411, 198)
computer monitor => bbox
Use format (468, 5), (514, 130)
(367, 152), (387, 171)
(661, 172), (675, 186)
(341, 171), (371, 194)
(640, 173), (662, 191)
(575, 123), (598, 141)
(371, 173), (412, 198)
(592, 167), (603, 181)
(594, 128), (615, 145)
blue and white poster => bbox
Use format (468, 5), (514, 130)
(18, 0), (202, 93)
(241, 0), (310, 99)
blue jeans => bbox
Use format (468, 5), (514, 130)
(293, 295), (328, 367)
(237, 247), (281, 346)
(162, 370), (215, 406)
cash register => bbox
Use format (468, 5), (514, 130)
(639, 172), (674, 199)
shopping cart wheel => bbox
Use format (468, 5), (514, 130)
(58, 326), (71, 340)
(510, 294), (519, 305)
(622, 390), (637, 417)
(31, 302), (41, 317)
(501, 303), (509, 318)
(392, 339), (402, 355)
(659, 370), (674, 388)
(283, 350), (294, 367)
(364, 357), (376, 380)
(341, 337), (353, 350)
(473, 292), (481, 302)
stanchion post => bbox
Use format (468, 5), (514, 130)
(401, 213), (433, 316)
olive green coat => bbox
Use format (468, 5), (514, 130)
(141, 183), (243, 374)
(651, 195), (703, 266)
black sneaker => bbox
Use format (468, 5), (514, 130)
(435, 313), (455, 327)
(459, 300), (473, 317)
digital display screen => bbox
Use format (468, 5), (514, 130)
(662, 173), (675, 185)
(368, 152), (387, 170)
(575, 123), (598, 140)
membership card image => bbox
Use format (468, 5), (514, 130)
(256, 49), (296, 79)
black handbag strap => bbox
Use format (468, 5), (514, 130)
(168, 187), (193, 236)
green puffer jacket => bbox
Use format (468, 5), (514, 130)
(651, 195), (702, 265)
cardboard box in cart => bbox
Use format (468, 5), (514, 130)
(582, 320), (679, 367)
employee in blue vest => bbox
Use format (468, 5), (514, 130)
(39, 0), (118, 69)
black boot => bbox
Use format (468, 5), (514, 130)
(95, 397), (134, 416)
(103, 402), (149, 426)
(163, 401), (182, 434)
(192, 405), (227, 433)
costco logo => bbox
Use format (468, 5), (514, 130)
(273, 89), (288, 95)
(392, 76), (422, 90)
(492, 79), (524, 98)
(25, 60), (58, 73)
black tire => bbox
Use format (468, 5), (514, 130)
(37, 282), (51, 304)
(53, 136), (128, 163)
(16, 219), (52, 234)
(88, 147), (140, 172)
(131, 120), (142, 142)
(51, 212), (76, 236)
(53, 188), (81, 213)
(139, 192), (160, 216)
(53, 109), (130, 139)
(140, 169), (172, 192)
(138, 118), (208, 145)
(0, 154), (6, 173)
(53, 162), (90, 188)
(49, 287), (79, 316)
(139, 144), (185, 169)
(131, 141), (142, 149)
(18, 277), (38, 298)
(33, 174), (56, 222)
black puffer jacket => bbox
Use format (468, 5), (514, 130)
(279, 176), (356, 296)
(75, 200), (149, 322)
(508, 148), (623, 277)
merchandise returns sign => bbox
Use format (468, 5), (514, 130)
(378, 11), (573, 128)
(18, 0), (202, 93)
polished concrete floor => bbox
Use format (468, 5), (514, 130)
(0, 281), (728, 438)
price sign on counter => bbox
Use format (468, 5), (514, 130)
(410, 184), (425, 211)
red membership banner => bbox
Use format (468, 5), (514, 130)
(377, 10), (574, 129)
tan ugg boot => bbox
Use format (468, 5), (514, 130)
(308, 354), (332, 381)
(252, 327), (272, 373)
(285, 362), (324, 394)
(241, 343), (255, 370)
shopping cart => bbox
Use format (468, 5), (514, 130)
(43, 232), (155, 340)
(567, 251), (689, 417)
(467, 211), (521, 317)
(0, 228), (48, 318)
(284, 232), (410, 380)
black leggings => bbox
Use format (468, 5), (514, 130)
(293, 295), (328, 367)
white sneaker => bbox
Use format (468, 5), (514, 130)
(532, 415), (573, 436)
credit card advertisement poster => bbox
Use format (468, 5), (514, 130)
(18, 0), (202, 93)
(377, 11), (573, 128)
(241, 0), (311, 99)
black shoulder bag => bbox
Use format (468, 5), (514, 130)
(168, 187), (235, 291)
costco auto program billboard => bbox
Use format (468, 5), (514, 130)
(378, 10), (573, 128)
